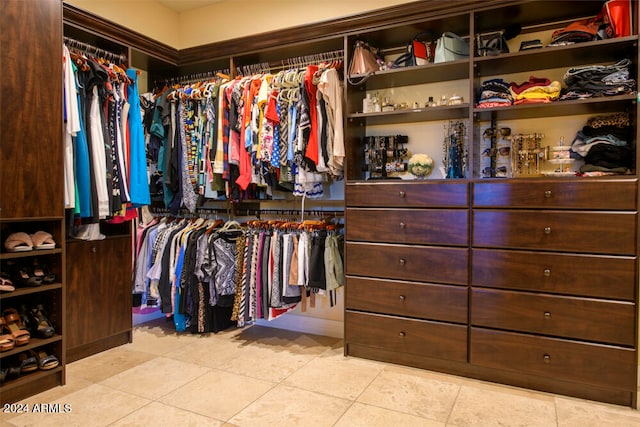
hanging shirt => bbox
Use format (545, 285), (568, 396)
(126, 67), (151, 207)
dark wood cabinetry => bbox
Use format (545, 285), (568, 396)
(0, 0), (65, 404)
(343, 0), (639, 408)
(65, 236), (132, 362)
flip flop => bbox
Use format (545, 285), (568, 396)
(36, 350), (59, 370)
(30, 231), (56, 250)
(4, 232), (33, 252)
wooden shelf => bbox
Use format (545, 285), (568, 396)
(473, 94), (637, 121)
(0, 283), (62, 300)
(0, 248), (62, 260)
(473, 36), (639, 76)
(0, 335), (63, 360)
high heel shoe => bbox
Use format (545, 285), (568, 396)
(27, 305), (55, 338)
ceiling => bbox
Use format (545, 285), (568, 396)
(156, 0), (224, 12)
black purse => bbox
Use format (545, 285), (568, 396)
(476, 31), (510, 56)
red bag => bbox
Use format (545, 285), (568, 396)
(602, 0), (632, 38)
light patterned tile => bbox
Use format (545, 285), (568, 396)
(7, 383), (149, 427)
(99, 356), (210, 399)
(110, 401), (223, 426)
(228, 384), (351, 427)
(357, 367), (460, 421)
(555, 396), (640, 427)
(159, 369), (275, 420)
(217, 345), (315, 382)
(164, 335), (244, 368)
(447, 383), (557, 427)
(66, 346), (157, 383)
(335, 402), (445, 427)
(282, 353), (383, 399)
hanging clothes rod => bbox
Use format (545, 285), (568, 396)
(167, 69), (232, 86)
(237, 49), (344, 76)
(63, 36), (127, 63)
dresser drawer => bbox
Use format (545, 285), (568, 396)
(346, 181), (468, 208)
(472, 249), (636, 300)
(346, 276), (468, 323)
(471, 328), (636, 390)
(346, 311), (467, 362)
(346, 242), (468, 285)
(473, 210), (636, 255)
(471, 289), (635, 346)
(473, 179), (637, 210)
(346, 208), (468, 246)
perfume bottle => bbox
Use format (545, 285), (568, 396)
(362, 94), (373, 113)
(372, 92), (382, 112)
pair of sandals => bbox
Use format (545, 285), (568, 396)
(3, 260), (56, 287)
(0, 306), (56, 351)
(4, 231), (56, 252)
(0, 349), (60, 384)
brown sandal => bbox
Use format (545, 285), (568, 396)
(0, 317), (15, 351)
(2, 309), (30, 346)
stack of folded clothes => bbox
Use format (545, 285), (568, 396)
(510, 76), (561, 105)
(560, 58), (636, 100)
(571, 112), (633, 175)
(476, 78), (512, 108)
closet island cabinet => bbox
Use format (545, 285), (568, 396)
(343, 0), (640, 407)
(0, 0), (65, 404)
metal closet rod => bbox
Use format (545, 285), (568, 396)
(166, 69), (232, 86)
(64, 36), (127, 63)
(237, 49), (344, 75)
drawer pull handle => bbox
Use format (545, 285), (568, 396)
(543, 354), (551, 364)
(543, 268), (551, 277)
(399, 222), (406, 229)
(399, 191), (406, 198)
(399, 331), (406, 337)
(399, 258), (406, 266)
(91, 247), (97, 253)
(544, 227), (552, 235)
(399, 295), (406, 302)
(544, 190), (552, 198)
(544, 312), (551, 320)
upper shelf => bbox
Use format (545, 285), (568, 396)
(473, 36), (639, 77)
(349, 59), (469, 91)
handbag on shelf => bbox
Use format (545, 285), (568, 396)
(434, 32), (469, 63)
(476, 31), (509, 56)
(393, 32), (436, 67)
(602, 0), (632, 38)
(348, 40), (380, 85)
(475, 24), (520, 56)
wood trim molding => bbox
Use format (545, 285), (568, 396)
(179, 0), (512, 65)
(62, 2), (179, 65)
(62, 0), (518, 68)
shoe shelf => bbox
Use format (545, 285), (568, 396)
(0, 249), (63, 260)
(0, 283), (62, 300)
(0, 335), (62, 359)
(0, 366), (64, 399)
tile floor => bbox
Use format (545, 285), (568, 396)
(2, 318), (640, 427)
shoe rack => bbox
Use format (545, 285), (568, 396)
(0, 0), (65, 403)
